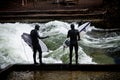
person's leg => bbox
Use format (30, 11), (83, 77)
(75, 44), (78, 64)
(33, 47), (37, 64)
(37, 45), (42, 64)
(69, 44), (73, 64)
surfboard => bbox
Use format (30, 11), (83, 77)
(63, 22), (91, 48)
(21, 33), (49, 52)
(78, 22), (90, 32)
(63, 38), (70, 48)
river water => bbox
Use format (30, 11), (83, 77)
(0, 20), (120, 69)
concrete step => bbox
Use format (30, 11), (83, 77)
(0, 9), (106, 23)
(0, 9), (90, 15)
(0, 13), (104, 19)
(0, 9), (106, 16)
(0, 10), (106, 18)
(0, 19), (104, 23)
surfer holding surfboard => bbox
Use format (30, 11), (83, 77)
(67, 24), (80, 64)
(30, 25), (49, 64)
(63, 22), (90, 64)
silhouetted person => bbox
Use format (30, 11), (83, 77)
(67, 24), (80, 64)
(30, 25), (49, 64)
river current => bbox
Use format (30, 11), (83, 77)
(0, 20), (120, 69)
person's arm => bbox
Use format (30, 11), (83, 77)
(77, 31), (80, 41)
(67, 30), (70, 38)
(36, 31), (49, 39)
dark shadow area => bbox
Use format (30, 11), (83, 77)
(1, 64), (120, 80)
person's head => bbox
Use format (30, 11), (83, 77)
(70, 24), (75, 30)
(35, 25), (40, 30)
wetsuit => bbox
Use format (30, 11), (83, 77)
(67, 29), (80, 64)
(30, 29), (46, 64)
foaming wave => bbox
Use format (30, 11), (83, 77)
(81, 26), (120, 49)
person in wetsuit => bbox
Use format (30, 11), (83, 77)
(67, 24), (80, 64)
(30, 25), (49, 64)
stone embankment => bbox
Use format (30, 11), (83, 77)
(0, 9), (106, 23)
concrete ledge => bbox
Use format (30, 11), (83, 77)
(1, 64), (120, 72)
(1, 64), (120, 79)
(10, 64), (120, 71)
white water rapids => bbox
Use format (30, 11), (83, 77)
(0, 20), (120, 69)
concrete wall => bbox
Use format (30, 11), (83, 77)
(58, 0), (103, 7)
(78, 0), (103, 5)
